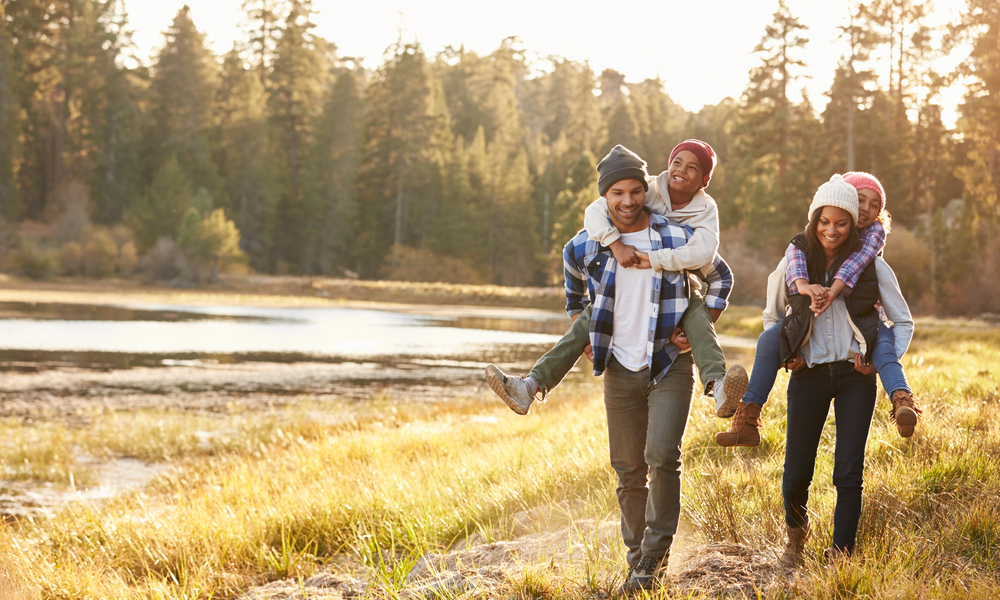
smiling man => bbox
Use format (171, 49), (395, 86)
(485, 141), (745, 423)
(556, 145), (734, 594)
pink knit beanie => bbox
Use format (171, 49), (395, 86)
(669, 139), (716, 188)
(843, 172), (886, 211)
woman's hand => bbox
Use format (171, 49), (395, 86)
(853, 353), (876, 375)
(610, 240), (641, 268)
(670, 327), (691, 352)
(784, 354), (807, 371)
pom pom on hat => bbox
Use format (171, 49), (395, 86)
(808, 174), (860, 225)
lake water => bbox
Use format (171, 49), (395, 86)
(0, 301), (571, 371)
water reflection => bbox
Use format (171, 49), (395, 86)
(0, 302), (564, 370)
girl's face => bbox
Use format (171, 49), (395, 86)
(856, 188), (881, 229)
(816, 206), (854, 253)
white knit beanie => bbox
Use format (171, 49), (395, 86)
(808, 174), (859, 225)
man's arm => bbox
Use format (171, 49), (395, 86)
(563, 238), (589, 317)
(692, 253), (733, 316)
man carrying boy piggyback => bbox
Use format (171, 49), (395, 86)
(487, 140), (747, 422)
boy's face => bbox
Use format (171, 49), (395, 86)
(856, 188), (881, 229)
(667, 150), (708, 195)
(605, 178), (647, 232)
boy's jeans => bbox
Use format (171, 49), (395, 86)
(743, 320), (910, 407)
(528, 291), (726, 395)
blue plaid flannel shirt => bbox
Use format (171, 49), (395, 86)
(563, 211), (733, 385)
(786, 221), (886, 295)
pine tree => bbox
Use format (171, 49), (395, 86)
(129, 157), (194, 251)
(0, 3), (20, 218)
(217, 46), (278, 272)
(733, 0), (815, 240)
(146, 6), (222, 199)
(355, 39), (451, 277)
(302, 69), (362, 276)
(267, 0), (326, 272)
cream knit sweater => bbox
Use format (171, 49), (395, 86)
(582, 171), (721, 272)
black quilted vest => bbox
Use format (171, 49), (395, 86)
(779, 233), (881, 365)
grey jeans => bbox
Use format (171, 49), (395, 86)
(603, 352), (694, 567)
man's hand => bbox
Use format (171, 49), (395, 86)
(583, 344), (594, 362)
(610, 240), (641, 268)
(853, 353), (876, 375)
(670, 327), (691, 352)
(784, 354), (807, 371)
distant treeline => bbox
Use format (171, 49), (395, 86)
(0, 0), (997, 314)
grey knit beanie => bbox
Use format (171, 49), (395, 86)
(597, 145), (649, 196)
(808, 174), (859, 225)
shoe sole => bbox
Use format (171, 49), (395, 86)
(485, 365), (529, 415)
(895, 406), (917, 437)
(714, 434), (760, 448)
(717, 364), (748, 418)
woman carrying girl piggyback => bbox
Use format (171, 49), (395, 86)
(716, 172), (922, 447)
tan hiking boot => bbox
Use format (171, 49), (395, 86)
(780, 522), (810, 568)
(715, 401), (762, 447)
(890, 390), (921, 438)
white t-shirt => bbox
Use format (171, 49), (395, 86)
(611, 230), (654, 371)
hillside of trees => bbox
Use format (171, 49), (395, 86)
(0, 0), (997, 315)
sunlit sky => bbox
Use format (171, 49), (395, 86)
(127, 0), (970, 126)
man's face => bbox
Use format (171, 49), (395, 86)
(605, 178), (647, 231)
(667, 150), (707, 195)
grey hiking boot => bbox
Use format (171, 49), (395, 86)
(484, 364), (536, 415)
(617, 554), (666, 595)
(713, 364), (749, 418)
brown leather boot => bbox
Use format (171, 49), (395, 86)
(780, 522), (810, 568)
(890, 390), (921, 438)
(715, 401), (762, 447)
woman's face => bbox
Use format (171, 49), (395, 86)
(856, 188), (881, 229)
(816, 206), (854, 253)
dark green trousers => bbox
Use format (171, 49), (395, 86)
(528, 291), (726, 395)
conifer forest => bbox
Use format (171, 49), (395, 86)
(0, 0), (998, 316)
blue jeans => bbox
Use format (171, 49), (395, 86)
(743, 320), (910, 406)
(783, 361), (876, 554)
(871, 323), (910, 396)
(603, 353), (694, 567)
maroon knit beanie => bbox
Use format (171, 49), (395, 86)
(669, 139), (716, 188)
(842, 172), (886, 211)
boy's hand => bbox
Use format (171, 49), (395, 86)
(670, 327), (691, 352)
(634, 252), (652, 269)
(610, 240), (641, 268)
